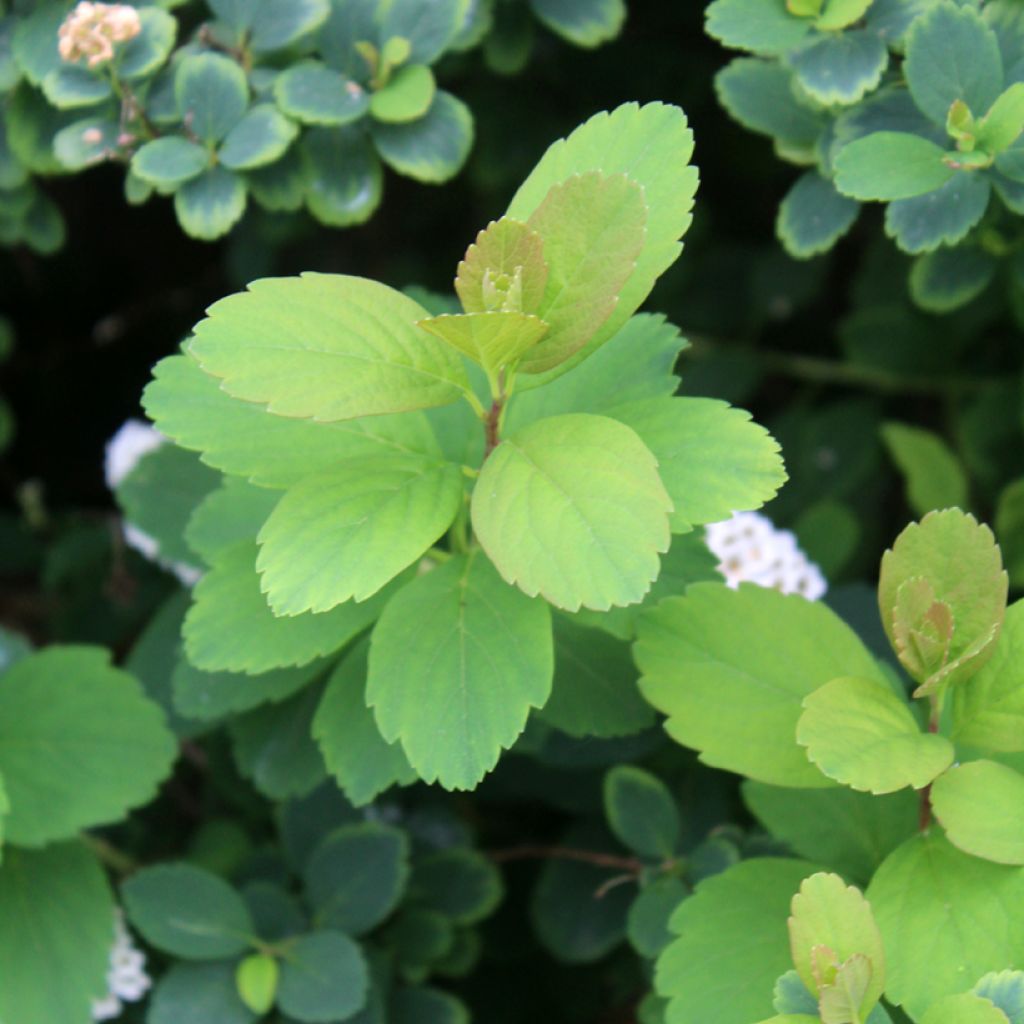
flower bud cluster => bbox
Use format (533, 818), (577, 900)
(91, 910), (150, 1021)
(58, 3), (141, 69)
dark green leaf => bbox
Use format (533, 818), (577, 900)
(371, 90), (473, 183)
(175, 53), (249, 144)
(278, 931), (368, 1023)
(884, 171), (991, 253)
(604, 764), (681, 859)
(778, 170), (860, 258)
(149, 962), (256, 1024)
(788, 29), (888, 106)
(274, 61), (369, 125)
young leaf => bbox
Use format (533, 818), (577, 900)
(797, 676), (954, 793)
(506, 103), (697, 382)
(256, 454), (462, 614)
(189, 274), (469, 421)
(880, 422), (969, 516)
(866, 833), (1024, 1019)
(472, 413), (672, 611)
(778, 171), (860, 259)
(455, 217), (549, 315)
(705, 0), (813, 56)
(636, 583), (887, 788)
(123, 862), (255, 959)
(370, 91), (474, 183)
(833, 132), (955, 200)
(518, 171), (647, 374)
(878, 509), (1008, 695)
(236, 954), (279, 1016)
(370, 64), (436, 123)
(931, 760), (1024, 865)
(273, 62), (369, 126)
(367, 552), (553, 788)
(418, 312), (549, 376)
(603, 764), (681, 859)
(0, 646), (176, 846)
(175, 53), (249, 145)
(787, 30), (888, 106)
(978, 83), (1024, 153)
(147, 961), (257, 1024)
(277, 931), (368, 1023)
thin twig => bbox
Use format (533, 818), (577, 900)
(488, 845), (645, 874)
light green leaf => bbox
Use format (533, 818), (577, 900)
(705, 0), (812, 56)
(256, 455), (462, 614)
(174, 166), (247, 241)
(301, 126), (383, 226)
(371, 90), (473, 183)
(273, 61), (369, 126)
(743, 782), (918, 885)
(131, 136), (209, 188)
(636, 583), (885, 787)
(123, 862), (255, 959)
(455, 216), (549, 315)
(815, 0), (872, 30)
(418, 312), (549, 376)
(312, 638), (417, 806)
(656, 858), (822, 1024)
(909, 247), (998, 313)
(530, 0), (625, 46)
(884, 172), (991, 254)
(778, 171), (860, 259)
(189, 274), (468, 421)
(905, 2), (1003, 128)
(931, 760), (1024, 864)
(789, 30), (889, 106)
(952, 600), (1024, 752)
(797, 676), (954, 793)
(0, 646), (176, 846)
(834, 132), (955, 200)
(370, 63), (436, 123)
(879, 509), (1008, 695)
(921, 993), (1011, 1024)
(278, 931), (368, 1023)
(0, 843), (114, 1024)
(507, 103), (696, 383)
(219, 104), (298, 170)
(608, 397), (785, 532)
(184, 541), (393, 673)
(148, 961), (256, 1024)
(237, 955), (278, 1017)
(144, 354), (442, 489)
(979, 83), (1024, 153)
(471, 413), (671, 611)
(175, 53), (249, 144)
(185, 477), (281, 565)
(603, 764), (680, 859)
(881, 421), (969, 516)
(367, 552), (553, 789)
(866, 833), (1024, 1019)
(516, 171), (646, 374)
(788, 872), (885, 1014)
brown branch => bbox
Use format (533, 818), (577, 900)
(487, 845), (644, 874)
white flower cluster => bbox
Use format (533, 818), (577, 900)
(105, 419), (201, 586)
(705, 511), (827, 600)
(58, 3), (141, 69)
(91, 910), (150, 1022)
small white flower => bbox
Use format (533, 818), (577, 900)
(705, 511), (827, 600)
(91, 910), (150, 1022)
(58, 2), (142, 69)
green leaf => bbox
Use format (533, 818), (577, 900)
(815, 0), (872, 30)
(953, 600), (1024, 752)
(219, 104), (298, 171)
(278, 931), (368, 1023)
(716, 59), (826, 151)
(996, 481), (1024, 590)
(379, 0), (465, 63)
(185, 477), (281, 565)
(455, 217), (549, 315)
(788, 30), (889, 106)
(371, 90), (473, 183)
(247, 147), (306, 212)
(370, 63), (436, 123)
(529, 0), (625, 46)
(627, 876), (688, 958)
(834, 132), (955, 200)
(409, 848), (503, 925)
(118, 7), (177, 80)
(866, 833), (1024, 1019)
(184, 541), (393, 673)
(175, 166), (247, 241)
(743, 782), (918, 885)
(41, 65), (112, 109)
(369, 552), (552, 788)
(10, 5), (64, 87)
(905, 2), (1003, 128)
(978, 83), (1024, 153)
(515, 171), (646, 374)
(418, 312), (549, 377)
(636, 583), (886, 787)
(0, 843), (114, 1024)
(0, 646), (176, 846)
(189, 274), (467, 421)
(149, 961), (256, 1024)
(909, 247), (998, 312)
(383, 905), (454, 976)
(884, 172), (991, 253)
(247, 0), (330, 52)
(304, 823), (409, 934)
(608, 397), (785, 532)
(797, 676), (955, 793)
(921, 993), (1011, 1024)
(256, 455), (462, 614)
(973, 971), (1024, 1024)
(391, 987), (469, 1024)
(123, 862), (255, 959)
(313, 639), (417, 806)
(144, 354), (442, 489)
(705, 0), (812, 56)
(931, 760), (1024, 864)
(879, 509), (1008, 695)
(537, 614), (655, 737)
(53, 115), (120, 170)
(788, 872), (886, 1015)
(301, 125), (382, 225)
(131, 136), (210, 188)
(175, 53), (249, 145)
(603, 764), (680, 859)
(656, 858), (821, 1024)
(778, 171), (860, 259)
(506, 103), (697, 383)
(274, 61), (369, 126)
(472, 413), (671, 611)
(881, 421), (969, 516)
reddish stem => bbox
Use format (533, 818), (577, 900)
(487, 845), (644, 874)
